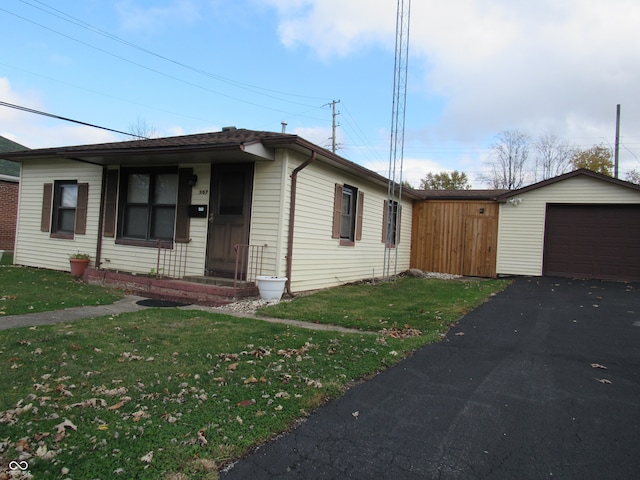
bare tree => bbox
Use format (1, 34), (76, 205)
(625, 169), (640, 184)
(479, 130), (531, 189)
(534, 132), (575, 181)
(126, 117), (160, 140)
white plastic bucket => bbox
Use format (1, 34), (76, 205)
(256, 276), (287, 301)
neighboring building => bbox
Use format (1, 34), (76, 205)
(4, 128), (416, 294)
(0, 136), (26, 253)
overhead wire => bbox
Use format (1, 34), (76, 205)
(17, 0), (329, 104)
(0, 5), (329, 121)
(0, 100), (146, 138)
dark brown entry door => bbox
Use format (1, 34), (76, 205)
(206, 163), (254, 277)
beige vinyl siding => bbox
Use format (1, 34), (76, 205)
(284, 152), (412, 292)
(496, 175), (640, 276)
(249, 154), (288, 277)
(14, 159), (102, 271)
(100, 164), (209, 276)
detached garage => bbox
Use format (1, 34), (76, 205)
(495, 169), (640, 282)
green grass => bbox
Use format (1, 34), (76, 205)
(0, 272), (511, 478)
(0, 266), (123, 315)
(258, 277), (511, 338)
(0, 309), (421, 479)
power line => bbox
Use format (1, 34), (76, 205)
(14, 0), (328, 105)
(0, 100), (146, 138)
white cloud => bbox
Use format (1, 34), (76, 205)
(262, 0), (640, 170)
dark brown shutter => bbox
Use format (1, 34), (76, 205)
(103, 170), (118, 237)
(332, 183), (343, 239)
(382, 200), (388, 243)
(355, 191), (364, 241)
(41, 183), (53, 232)
(74, 183), (89, 235)
(175, 168), (193, 243)
(397, 204), (402, 244)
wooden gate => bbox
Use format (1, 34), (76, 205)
(410, 200), (499, 277)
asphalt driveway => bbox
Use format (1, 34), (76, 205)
(221, 277), (640, 479)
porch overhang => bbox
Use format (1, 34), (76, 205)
(6, 142), (275, 167)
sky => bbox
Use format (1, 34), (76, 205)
(2, 0), (640, 188)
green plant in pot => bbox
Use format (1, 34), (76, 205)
(69, 252), (91, 277)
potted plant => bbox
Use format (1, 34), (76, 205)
(69, 252), (91, 277)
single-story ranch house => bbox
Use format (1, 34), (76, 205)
(5, 128), (640, 304)
(5, 128), (415, 303)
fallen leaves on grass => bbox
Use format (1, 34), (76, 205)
(380, 326), (422, 339)
(140, 451), (154, 464)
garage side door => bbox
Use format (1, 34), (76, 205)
(543, 204), (640, 281)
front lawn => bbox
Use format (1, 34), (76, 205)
(0, 266), (123, 315)
(258, 277), (511, 339)
(0, 273), (510, 479)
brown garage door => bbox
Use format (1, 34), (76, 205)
(543, 204), (640, 281)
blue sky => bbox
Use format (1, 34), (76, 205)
(2, 0), (640, 187)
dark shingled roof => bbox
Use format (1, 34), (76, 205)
(415, 189), (508, 200)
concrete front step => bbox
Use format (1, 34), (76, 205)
(84, 269), (259, 307)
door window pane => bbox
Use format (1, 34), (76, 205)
(218, 172), (244, 215)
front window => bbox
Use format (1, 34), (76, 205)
(120, 169), (178, 241)
(53, 181), (78, 235)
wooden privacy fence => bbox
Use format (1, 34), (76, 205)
(410, 200), (499, 278)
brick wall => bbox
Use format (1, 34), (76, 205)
(0, 178), (19, 251)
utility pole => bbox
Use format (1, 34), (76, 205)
(614, 104), (620, 179)
(327, 100), (340, 153)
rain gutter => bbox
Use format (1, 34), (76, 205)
(285, 150), (316, 296)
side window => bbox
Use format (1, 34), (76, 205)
(332, 183), (363, 245)
(53, 181), (78, 234)
(42, 181), (88, 238)
(383, 200), (400, 246)
(340, 185), (356, 241)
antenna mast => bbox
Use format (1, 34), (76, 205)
(383, 0), (411, 281)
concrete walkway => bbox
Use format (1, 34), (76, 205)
(0, 295), (149, 330)
(0, 297), (369, 334)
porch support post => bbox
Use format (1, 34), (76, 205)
(286, 150), (316, 296)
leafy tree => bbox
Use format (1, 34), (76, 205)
(534, 132), (575, 180)
(419, 170), (471, 190)
(401, 180), (414, 190)
(479, 130), (531, 189)
(570, 144), (613, 176)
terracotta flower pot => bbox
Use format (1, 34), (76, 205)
(69, 258), (90, 277)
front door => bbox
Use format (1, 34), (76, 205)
(206, 163), (254, 277)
